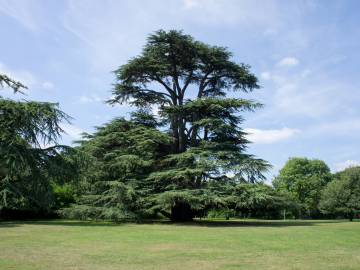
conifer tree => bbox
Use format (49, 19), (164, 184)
(0, 74), (76, 216)
(107, 30), (270, 221)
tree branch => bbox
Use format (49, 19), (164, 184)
(198, 69), (213, 98)
(140, 88), (172, 99)
(153, 76), (178, 98)
(181, 71), (194, 96)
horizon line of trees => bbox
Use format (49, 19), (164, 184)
(1, 30), (359, 222)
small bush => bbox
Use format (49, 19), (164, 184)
(207, 209), (235, 219)
(52, 184), (75, 209)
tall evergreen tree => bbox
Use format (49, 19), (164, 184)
(107, 30), (270, 221)
(60, 118), (171, 220)
(0, 74), (77, 216)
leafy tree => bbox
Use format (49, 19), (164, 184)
(52, 183), (76, 209)
(320, 166), (360, 221)
(273, 157), (332, 217)
(106, 30), (270, 221)
(0, 74), (77, 217)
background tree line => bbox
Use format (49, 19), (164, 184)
(1, 30), (359, 221)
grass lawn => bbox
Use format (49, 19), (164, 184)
(0, 219), (359, 270)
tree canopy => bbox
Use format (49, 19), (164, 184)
(320, 166), (360, 221)
(1, 32), (359, 223)
(108, 30), (270, 221)
(0, 74), (78, 216)
(273, 157), (332, 217)
(61, 118), (291, 221)
(60, 118), (171, 220)
(59, 30), (271, 221)
(109, 30), (261, 153)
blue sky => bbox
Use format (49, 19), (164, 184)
(1, 0), (359, 180)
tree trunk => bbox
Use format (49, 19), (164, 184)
(349, 211), (354, 222)
(177, 94), (186, 153)
(170, 117), (179, 153)
(170, 202), (194, 222)
(178, 117), (186, 152)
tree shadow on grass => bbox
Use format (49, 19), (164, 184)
(0, 219), (352, 228)
(0, 219), (127, 228)
(0, 222), (21, 228)
(187, 219), (348, 227)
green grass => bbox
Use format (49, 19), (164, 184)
(0, 219), (359, 270)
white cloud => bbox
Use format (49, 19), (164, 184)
(274, 81), (329, 117)
(0, 1), (53, 33)
(277, 57), (299, 67)
(180, 0), (281, 25)
(276, 79), (356, 118)
(41, 81), (54, 90)
(334, 160), (360, 172)
(260, 72), (271, 80)
(183, 0), (281, 24)
(183, 0), (200, 9)
(0, 0), (39, 31)
(0, 62), (37, 88)
(263, 27), (278, 37)
(261, 62), (359, 119)
(63, 0), (151, 72)
(244, 127), (300, 144)
(0, 62), (56, 93)
(79, 94), (104, 104)
(61, 0), (284, 72)
(61, 123), (84, 140)
(311, 118), (360, 135)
